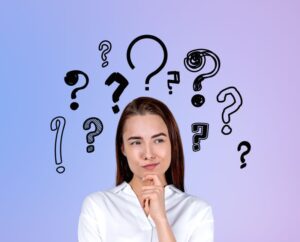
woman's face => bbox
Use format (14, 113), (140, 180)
(121, 114), (171, 183)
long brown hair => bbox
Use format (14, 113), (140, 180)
(115, 96), (185, 192)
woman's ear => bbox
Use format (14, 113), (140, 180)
(121, 144), (126, 156)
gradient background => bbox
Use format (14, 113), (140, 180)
(1, 0), (299, 241)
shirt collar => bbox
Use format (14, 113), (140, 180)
(114, 181), (178, 198)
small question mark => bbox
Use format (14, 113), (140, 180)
(237, 141), (251, 169)
(83, 117), (103, 153)
(167, 71), (180, 94)
(191, 123), (209, 152)
(50, 116), (66, 174)
(217, 86), (243, 135)
(64, 70), (89, 110)
(99, 40), (112, 68)
(184, 49), (220, 107)
(127, 34), (168, 91)
(105, 72), (128, 113)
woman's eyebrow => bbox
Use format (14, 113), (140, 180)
(127, 136), (142, 141)
(151, 132), (167, 139)
(127, 133), (167, 140)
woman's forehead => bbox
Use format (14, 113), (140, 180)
(122, 114), (168, 136)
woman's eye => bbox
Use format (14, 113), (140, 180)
(154, 139), (164, 144)
(130, 141), (141, 145)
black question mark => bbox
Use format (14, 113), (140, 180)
(50, 116), (66, 174)
(127, 34), (168, 91)
(64, 70), (89, 110)
(83, 117), (104, 153)
(105, 72), (129, 113)
(184, 49), (220, 107)
(237, 141), (251, 169)
(191, 123), (209, 152)
(167, 71), (180, 94)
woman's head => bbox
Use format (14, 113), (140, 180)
(115, 96), (185, 192)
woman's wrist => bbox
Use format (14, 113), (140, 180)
(155, 216), (177, 242)
(153, 215), (169, 225)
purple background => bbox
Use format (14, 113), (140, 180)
(1, 0), (299, 241)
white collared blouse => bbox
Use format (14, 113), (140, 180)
(78, 181), (214, 242)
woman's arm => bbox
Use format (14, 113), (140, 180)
(155, 217), (177, 242)
(141, 174), (177, 242)
(78, 196), (103, 242)
(188, 206), (214, 242)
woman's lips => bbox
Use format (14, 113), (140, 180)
(142, 163), (159, 170)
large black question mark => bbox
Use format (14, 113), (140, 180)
(217, 86), (243, 135)
(237, 141), (251, 169)
(191, 123), (209, 152)
(105, 72), (129, 114)
(50, 116), (66, 174)
(184, 49), (220, 107)
(83, 117), (104, 153)
(127, 34), (168, 91)
(99, 40), (112, 68)
(64, 70), (89, 110)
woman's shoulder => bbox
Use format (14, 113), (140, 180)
(171, 187), (212, 210)
(186, 192), (211, 207)
(80, 190), (105, 213)
(165, 186), (213, 224)
(81, 182), (127, 208)
(177, 190), (214, 223)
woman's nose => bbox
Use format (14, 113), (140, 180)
(143, 143), (156, 160)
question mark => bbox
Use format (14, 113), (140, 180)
(64, 70), (89, 110)
(127, 34), (168, 91)
(105, 72), (128, 113)
(167, 71), (180, 94)
(99, 40), (112, 68)
(191, 123), (209, 152)
(237, 141), (251, 169)
(217, 86), (243, 135)
(184, 49), (220, 107)
(83, 117), (103, 153)
(50, 116), (66, 174)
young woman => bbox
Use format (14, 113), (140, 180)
(78, 96), (214, 242)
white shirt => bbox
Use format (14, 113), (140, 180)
(78, 181), (214, 242)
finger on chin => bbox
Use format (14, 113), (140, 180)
(143, 174), (161, 186)
(142, 178), (154, 186)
